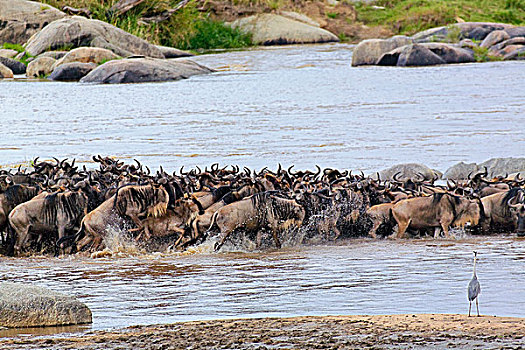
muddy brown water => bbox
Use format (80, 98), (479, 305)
(0, 44), (524, 338)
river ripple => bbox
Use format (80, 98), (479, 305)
(0, 43), (523, 172)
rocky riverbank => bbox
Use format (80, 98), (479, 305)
(1, 314), (524, 349)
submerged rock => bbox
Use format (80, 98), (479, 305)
(230, 14), (339, 45)
(378, 163), (441, 181)
(49, 62), (97, 81)
(0, 282), (92, 328)
(80, 58), (214, 84)
(0, 63), (14, 79)
(26, 56), (56, 78)
(0, 0), (66, 45)
(351, 36), (413, 66)
(444, 158), (525, 179)
(24, 16), (165, 58)
(0, 57), (26, 74)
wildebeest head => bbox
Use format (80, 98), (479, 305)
(452, 196), (482, 228)
(508, 201), (525, 235)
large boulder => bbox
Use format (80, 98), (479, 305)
(480, 30), (510, 48)
(155, 45), (193, 59)
(413, 22), (514, 43)
(351, 35), (413, 66)
(80, 57), (214, 84)
(444, 158), (525, 179)
(53, 47), (121, 68)
(0, 63), (13, 78)
(24, 16), (165, 58)
(0, 0), (66, 45)
(396, 44), (446, 66)
(49, 62), (96, 81)
(422, 43), (474, 63)
(230, 14), (339, 46)
(0, 282), (92, 328)
(0, 56), (26, 74)
(378, 163), (441, 181)
(504, 47), (525, 60)
(26, 56), (56, 78)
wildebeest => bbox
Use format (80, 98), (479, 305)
(366, 203), (394, 238)
(0, 184), (41, 243)
(481, 188), (525, 233)
(210, 192), (305, 251)
(391, 193), (482, 238)
(8, 190), (88, 255)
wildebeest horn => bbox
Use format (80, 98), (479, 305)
(134, 159), (142, 170)
(53, 157), (60, 165)
(243, 167), (251, 176)
(392, 171), (403, 182)
(196, 166), (202, 174)
(288, 165), (298, 176)
(314, 165), (321, 177)
(508, 198), (521, 208)
(32, 157), (39, 167)
(60, 158), (68, 168)
(376, 172), (380, 182)
(211, 163), (218, 171)
(146, 166), (151, 175)
(180, 166), (188, 175)
(277, 163), (282, 174)
(259, 167), (268, 176)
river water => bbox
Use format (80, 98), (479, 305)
(0, 44), (524, 337)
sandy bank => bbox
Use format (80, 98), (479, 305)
(1, 314), (524, 349)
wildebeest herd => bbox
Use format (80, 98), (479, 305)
(0, 156), (523, 257)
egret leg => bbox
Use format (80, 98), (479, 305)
(476, 298), (480, 317)
(468, 301), (471, 317)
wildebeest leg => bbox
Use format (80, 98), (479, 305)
(271, 230), (281, 249)
(76, 234), (93, 252)
(369, 221), (380, 239)
(434, 227), (442, 239)
(395, 219), (411, 239)
(13, 226), (30, 256)
(214, 229), (233, 252)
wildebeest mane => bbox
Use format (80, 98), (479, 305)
(4, 185), (39, 205)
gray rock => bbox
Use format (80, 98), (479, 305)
(0, 63), (13, 78)
(0, 282), (92, 328)
(480, 30), (510, 48)
(378, 163), (440, 181)
(26, 56), (56, 78)
(413, 22), (513, 43)
(230, 14), (339, 46)
(24, 16), (165, 58)
(0, 0), (66, 45)
(352, 35), (413, 66)
(49, 62), (96, 81)
(0, 57), (26, 74)
(397, 44), (446, 66)
(0, 49), (18, 58)
(444, 158), (525, 179)
(458, 39), (478, 49)
(505, 26), (525, 38)
(279, 11), (321, 27)
(155, 45), (193, 58)
(80, 57), (214, 84)
(443, 162), (479, 180)
(53, 47), (121, 68)
(423, 43), (475, 63)
(491, 37), (525, 51)
(503, 47), (525, 60)
(37, 51), (68, 60)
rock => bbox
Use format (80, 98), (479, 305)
(155, 45), (193, 58)
(458, 39), (478, 49)
(0, 0), (66, 45)
(49, 62), (96, 81)
(495, 44), (524, 57)
(54, 47), (121, 68)
(279, 11), (321, 27)
(230, 14), (339, 46)
(26, 56), (56, 78)
(0, 282), (91, 328)
(480, 30), (510, 48)
(505, 27), (525, 38)
(0, 63), (14, 78)
(24, 16), (165, 58)
(443, 162), (479, 180)
(491, 37), (525, 51)
(378, 163), (440, 181)
(413, 22), (513, 43)
(444, 158), (525, 179)
(0, 49), (18, 58)
(80, 58), (214, 84)
(397, 44), (446, 66)
(0, 57), (26, 74)
(352, 35), (413, 66)
(422, 43), (475, 63)
(504, 47), (525, 60)
(37, 50), (68, 60)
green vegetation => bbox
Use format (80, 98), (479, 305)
(326, 12), (338, 19)
(41, 0), (252, 51)
(472, 46), (504, 62)
(354, 0), (525, 36)
(1, 43), (33, 65)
